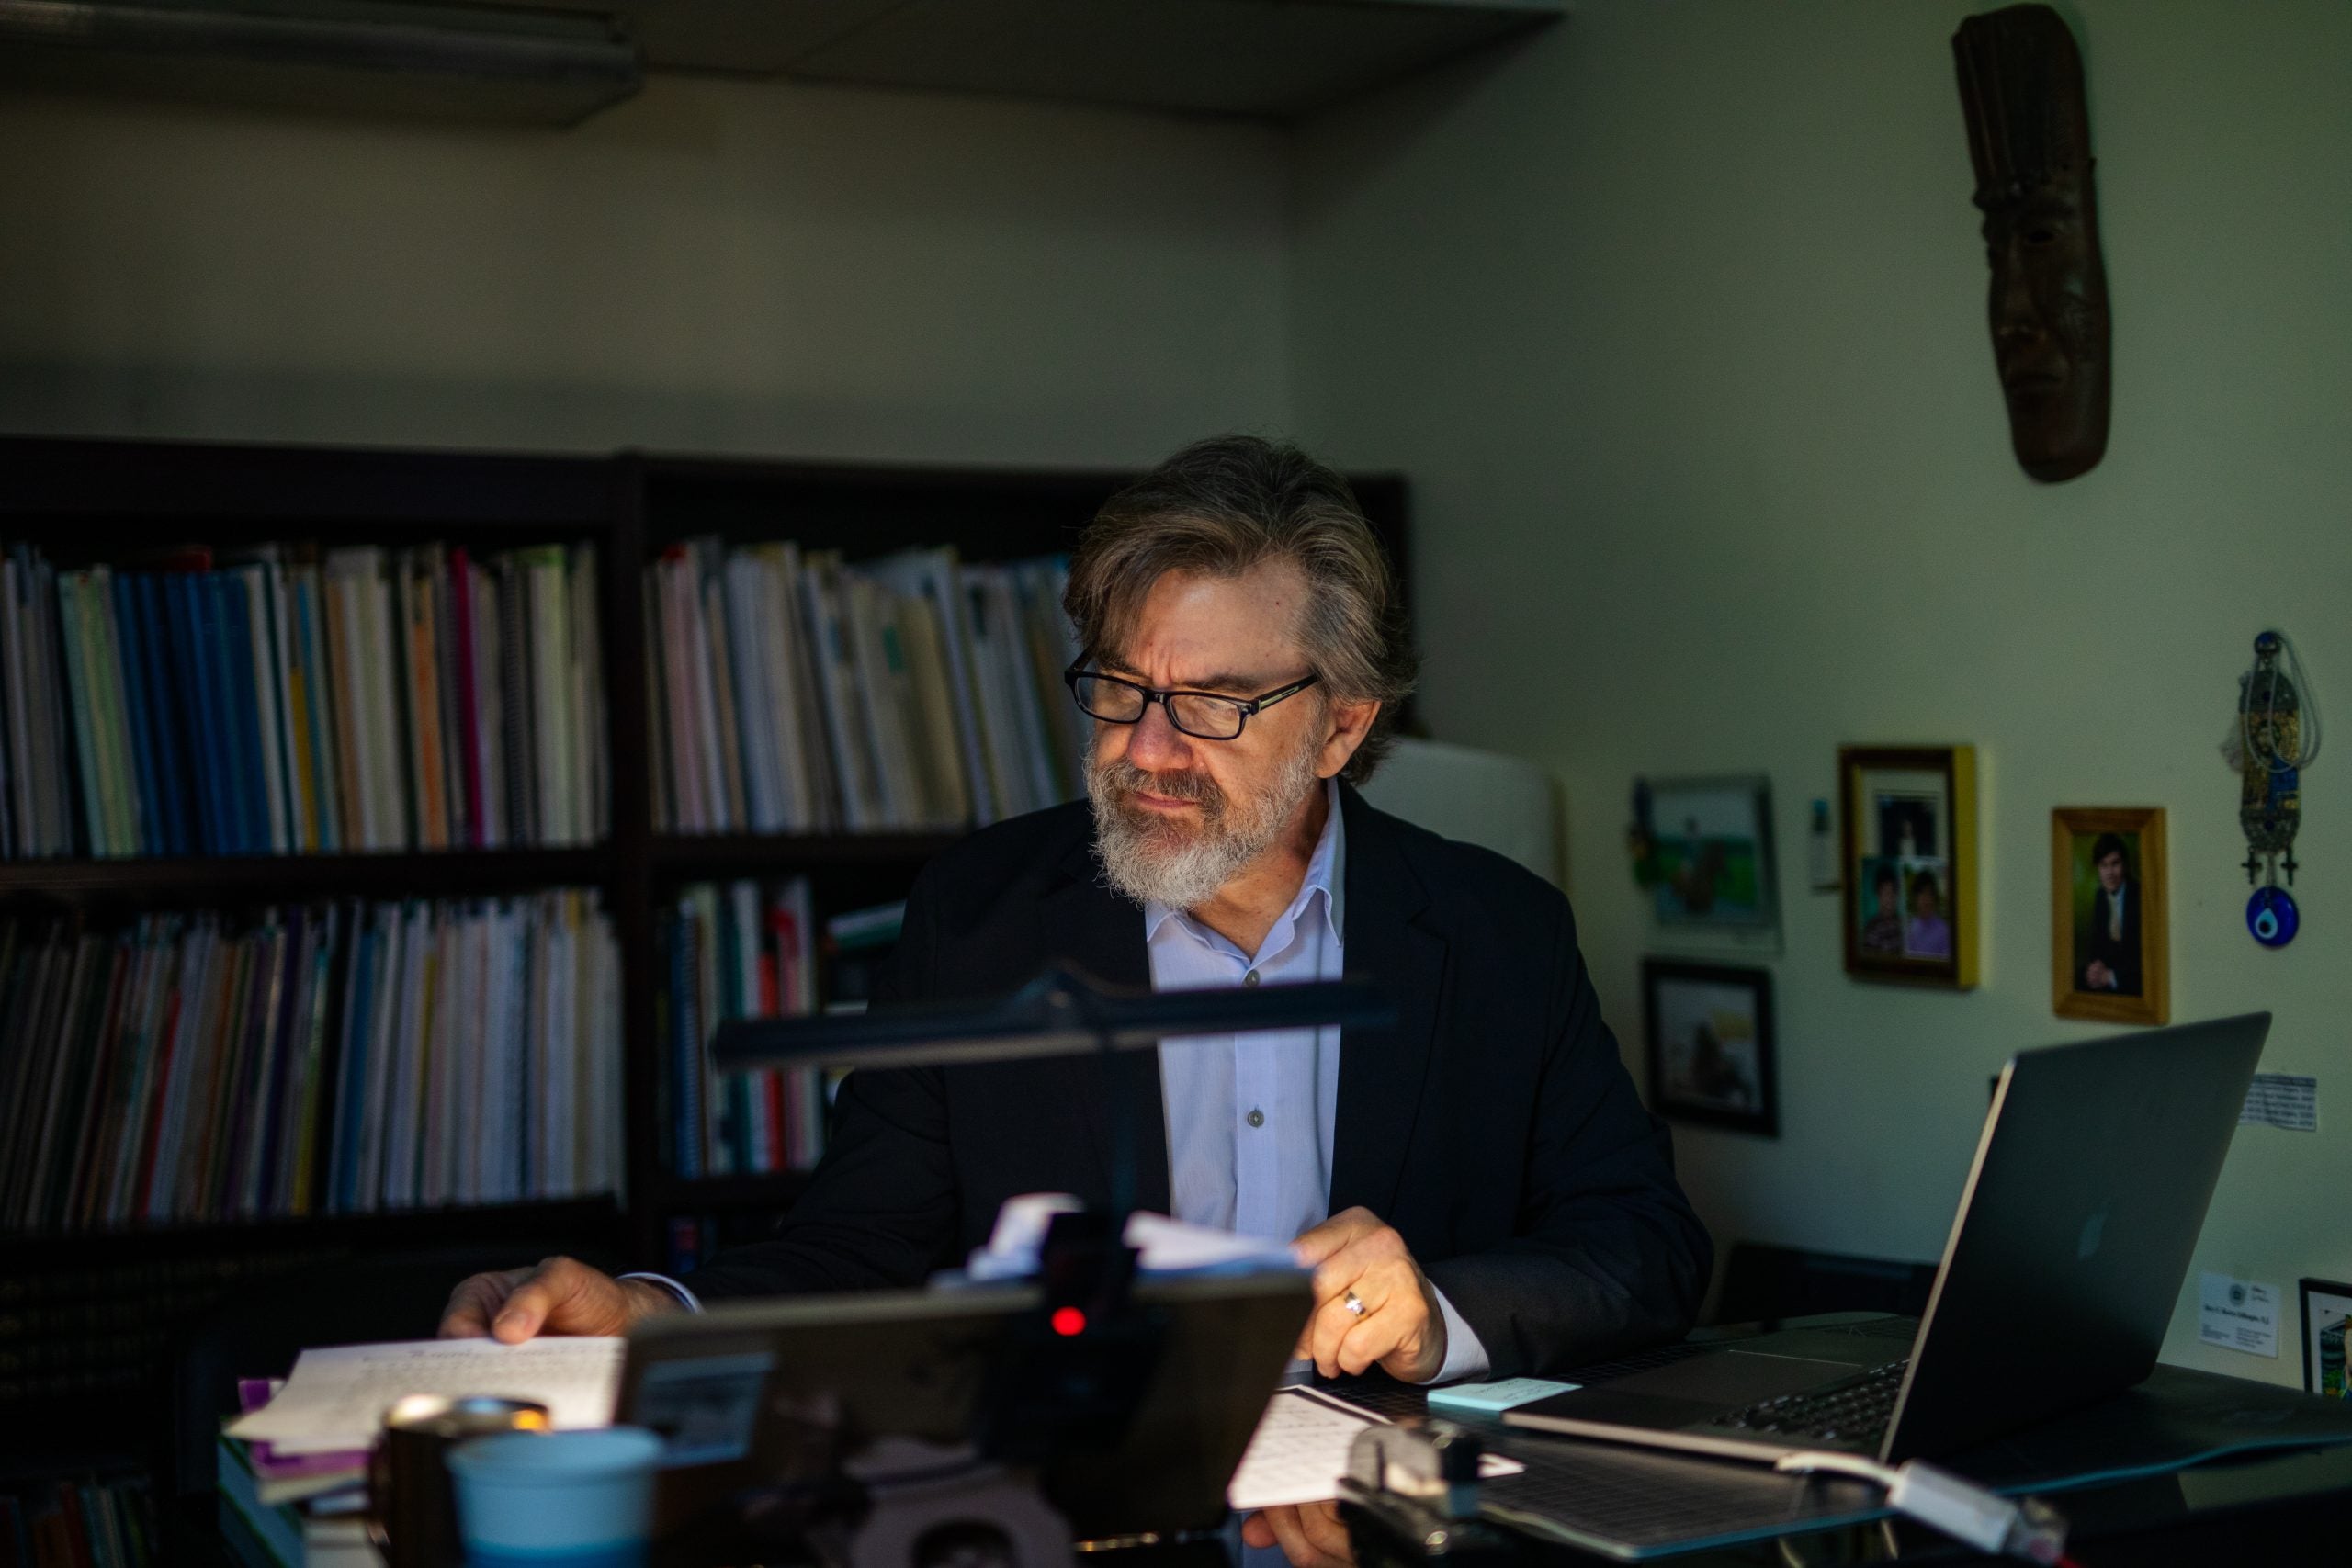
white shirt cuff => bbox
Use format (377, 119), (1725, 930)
(618, 1271), (704, 1313)
(1421, 1285), (1491, 1384)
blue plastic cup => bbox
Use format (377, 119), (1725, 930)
(446, 1427), (664, 1568)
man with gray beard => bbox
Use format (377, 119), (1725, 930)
(441, 436), (1710, 1565)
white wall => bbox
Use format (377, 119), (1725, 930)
(0, 75), (1291, 466)
(1293, 0), (2352, 1382)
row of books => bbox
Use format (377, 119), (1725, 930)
(645, 543), (1088, 836)
(0, 1478), (153, 1568)
(657, 879), (822, 1179)
(0, 541), (608, 860)
(0, 891), (621, 1235)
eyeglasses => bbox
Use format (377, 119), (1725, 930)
(1063, 659), (1319, 741)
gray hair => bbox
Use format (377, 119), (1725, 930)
(1065, 435), (1418, 784)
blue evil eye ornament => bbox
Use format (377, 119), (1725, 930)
(2246, 886), (2299, 949)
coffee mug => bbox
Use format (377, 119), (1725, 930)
(447, 1427), (665, 1568)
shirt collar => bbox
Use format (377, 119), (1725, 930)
(1144, 778), (1346, 953)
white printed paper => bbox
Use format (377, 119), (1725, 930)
(2240, 1074), (2318, 1133)
(226, 1337), (624, 1455)
(1227, 1387), (1521, 1510)
(966, 1194), (1302, 1281)
(2198, 1273), (2281, 1359)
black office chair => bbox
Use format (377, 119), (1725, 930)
(167, 1241), (621, 1505)
(1709, 1240), (1937, 1327)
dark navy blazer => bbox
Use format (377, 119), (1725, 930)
(685, 785), (1713, 1377)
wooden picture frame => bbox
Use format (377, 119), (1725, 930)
(1644, 959), (1778, 1136)
(2301, 1278), (2352, 1399)
(1838, 745), (1978, 987)
(2051, 807), (2168, 1025)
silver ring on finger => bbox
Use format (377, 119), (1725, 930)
(1343, 1289), (1365, 1317)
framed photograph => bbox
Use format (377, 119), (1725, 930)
(1839, 746), (1978, 987)
(2051, 807), (2169, 1025)
(2300, 1279), (2352, 1399)
(1643, 959), (1777, 1136)
(1644, 775), (1779, 936)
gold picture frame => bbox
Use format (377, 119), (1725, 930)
(2052, 807), (2168, 1025)
(1839, 745), (1978, 987)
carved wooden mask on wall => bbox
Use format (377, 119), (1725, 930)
(1952, 5), (2110, 482)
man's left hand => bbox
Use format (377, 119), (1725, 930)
(1291, 1206), (1445, 1383)
(1243, 1502), (1354, 1568)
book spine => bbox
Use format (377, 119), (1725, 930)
(470, 563), (504, 851)
(107, 573), (164, 857)
(262, 562), (305, 853)
(84, 570), (139, 856)
(53, 574), (106, 855)
(208, 575), (258, 854)
(133, 574), (194, 858)
(448, 547), (485, 850)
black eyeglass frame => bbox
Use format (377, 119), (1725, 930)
(1062, 658), (1321, 741)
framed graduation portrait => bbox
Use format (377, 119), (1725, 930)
(2052, 807), (2168, 1026)
(1839, 745), (1978, 988)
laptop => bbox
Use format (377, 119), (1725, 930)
(1507, 1013), (2270, 1466)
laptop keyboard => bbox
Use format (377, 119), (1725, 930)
(1713, 1358), (1910, 1445)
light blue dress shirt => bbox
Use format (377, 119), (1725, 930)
(1147, 780), (1488, 1384)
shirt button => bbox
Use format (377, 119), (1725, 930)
(1243, 969), (1261, 987)
(1246, 1109), (1265, 1128)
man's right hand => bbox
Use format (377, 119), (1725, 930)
(438, 1257), (682, 1342)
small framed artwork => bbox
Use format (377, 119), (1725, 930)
(1644, 775), (1780, 944)
(1643, 959), (1778, 1136)
(2051, 807), (2169, 1025)
(1839, 746), (1978, 987)
(2299, 1279), (2352, 1399)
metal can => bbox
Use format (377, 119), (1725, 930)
(368, 1394), (551, 1568)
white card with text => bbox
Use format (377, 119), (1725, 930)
(2198, 1272), (2281, 1358)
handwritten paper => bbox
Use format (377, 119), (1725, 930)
(226, 1337), (624, 1455)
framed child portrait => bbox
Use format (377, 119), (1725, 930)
(1838, 745), (1978, 987)
(2052, 807), (2169, 1025)
(1643, 959), (1778, 1136)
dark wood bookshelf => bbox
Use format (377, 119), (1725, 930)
(0, 433), (1410, 1482)
(0, 1196), (624, 1265)
(0, 435), (616, 531)
(647, 830), (959, 876)
(0, 846), (614, 904)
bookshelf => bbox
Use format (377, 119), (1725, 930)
(0, 434), (1408, 1489)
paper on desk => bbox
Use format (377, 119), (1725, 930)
(965, 1193), (1301, 1281)
(226, 1337), (625, 1455)
(1227, 1387), (1523, 1511)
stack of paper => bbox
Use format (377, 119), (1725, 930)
(226, 1337), (626, 1457)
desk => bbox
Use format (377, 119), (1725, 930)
(1328, 1317), (2352, 1565)
(186, 1325), (2352, 1568)
(1481, 1435), (2352, 1564)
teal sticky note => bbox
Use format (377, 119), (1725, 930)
(1425, 1377), (1580, 1414)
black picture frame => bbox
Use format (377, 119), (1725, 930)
(1643, 959), (1778, 1137)
(2298, 1277), (2352, 1398)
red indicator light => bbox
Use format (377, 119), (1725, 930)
(1050, 1306), (1087, 1337)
